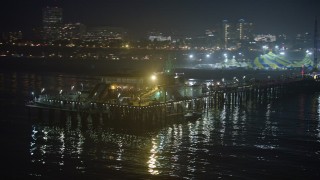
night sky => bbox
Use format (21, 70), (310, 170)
(1, 0), (320, 38)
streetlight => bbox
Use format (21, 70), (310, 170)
(262, 45), (268, 54)
(306, 50), (312, 56)
(262, 45), (268, 50)
(138, 96), (141, 106)
(150, 74), (158, 91)
(242, 76), (246, 84)
(31, 91), (35, 101)
(223, 53), (228, 63)
(151, 74), (157, 81)
(233, 77), (238, 84)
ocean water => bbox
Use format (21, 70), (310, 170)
(1, 71), (320, 179)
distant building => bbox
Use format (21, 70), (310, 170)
(148, 32), (171, 42)
(205, 30), (214, 37)
(148, 35), (171, 42)
(237, 19), (253, 40)
(295, 32), (312, 48)
(1, 31), (23, 42)
(222, 20), (233, 49)
(60, 23), (86, 40)
(222, 19), (253, 49)
(42, 7), (63, 41)
(277, 34), (288, 43)
(84, 26), (126, 42)
(296, 32), (311, 43)
(254, 34), (276, 42)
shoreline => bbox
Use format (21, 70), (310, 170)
(0, 57), (302, 80)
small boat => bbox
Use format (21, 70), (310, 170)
(184, 111), (202, 121)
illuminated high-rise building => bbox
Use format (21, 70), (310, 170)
(222, 20), (239, 49)
(237, 19), (253, 40)
(222, 19), (254, 49)
(42, 7), (63, 41)
(222, 20), (232, 49)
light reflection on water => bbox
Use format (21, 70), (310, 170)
(1, 72), (320, 179)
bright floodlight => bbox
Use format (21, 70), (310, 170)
(223, 53), (227, 58)
(206, 54), (210, 58)
(280, 52), (285, 55)
(275, 45), (279, 49)
(189, 54), (194, 58)
(151, 74), (157, 81)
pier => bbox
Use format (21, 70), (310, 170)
(26, 74), (320, 130)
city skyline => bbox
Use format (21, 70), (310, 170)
(1, 0), (320, 38)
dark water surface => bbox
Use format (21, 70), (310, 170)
(1, 72), (320, 179)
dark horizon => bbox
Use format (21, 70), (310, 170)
(1, 0), (320, 38)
